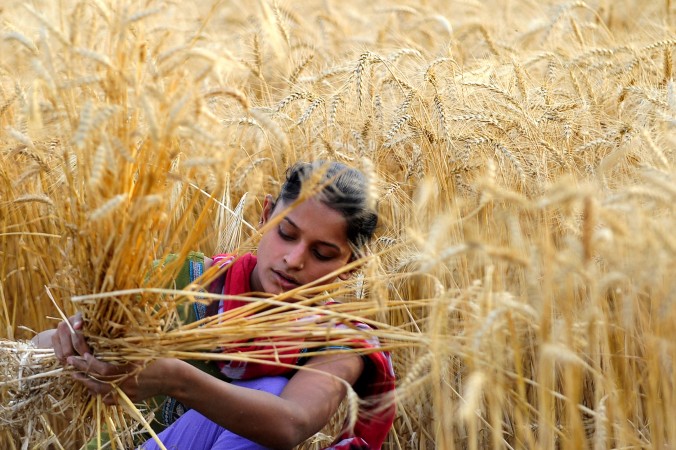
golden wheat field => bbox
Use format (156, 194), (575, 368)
(1, 0), (675, 448)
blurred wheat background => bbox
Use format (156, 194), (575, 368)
(1, 0), (675, 448)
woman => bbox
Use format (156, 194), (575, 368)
(35, 161), (395, 450)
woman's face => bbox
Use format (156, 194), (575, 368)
(250, 195), (353, 295)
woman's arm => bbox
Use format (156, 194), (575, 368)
(69, 352), (363, 449)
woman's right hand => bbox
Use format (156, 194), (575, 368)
(52, 312), (91, 365)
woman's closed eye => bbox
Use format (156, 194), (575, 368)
(312, 248), (333, 261)
(277, 225), (295, 241)
(278, 224), (338, 261)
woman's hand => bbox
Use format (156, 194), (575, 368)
(31, 313), (89, 355)
(51, 312), (91, 364)
(68, 354), (173, 406)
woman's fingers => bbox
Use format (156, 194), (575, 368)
(69, 312), (92, 356)
(52, 313), (91, 364)
(68, 353), (121, 379)
(53, 320), (74, 364)
(50, 314), (127, 406)
(68, 353), (146, 404)
(68, 354), (130, 405)
(72, 370), (108, 391)
(72, 370), (119, 404)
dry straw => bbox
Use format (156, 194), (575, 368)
(2, 0), (676, 449)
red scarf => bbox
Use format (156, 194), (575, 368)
(209, 253), (396, 449)
(210, 253), (301, 379)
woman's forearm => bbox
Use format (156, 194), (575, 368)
(161, 354), (362, 449)
(164, 360), (306, 449)
(68, 351), (362, 448)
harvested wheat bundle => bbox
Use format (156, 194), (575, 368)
(1, 272), (420, 448)
(0, 340), (153, 449)
(0, 340), (73, 448)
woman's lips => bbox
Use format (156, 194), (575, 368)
(272, 270), (301, 290)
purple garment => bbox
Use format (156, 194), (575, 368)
(140, 376), (290, 450)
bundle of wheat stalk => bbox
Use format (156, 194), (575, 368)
(0, 340), (75, 448)
(1, 285), (421, 448)
(2, 0), (675, 448)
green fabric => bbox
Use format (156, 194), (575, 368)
(150, 251), (201, 292)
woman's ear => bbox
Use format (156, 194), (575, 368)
(337, 251), (359, 280)
(338, 246), (370, 280)
(337, 270), (353, 281)
(259, 194), (276, 228)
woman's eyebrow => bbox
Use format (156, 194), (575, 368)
(283, 217), (342, 251)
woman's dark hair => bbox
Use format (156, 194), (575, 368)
(275, 161), (378, 252)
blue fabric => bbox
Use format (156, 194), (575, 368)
(190, 258), (208, 321)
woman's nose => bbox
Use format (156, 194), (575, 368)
(284, 244), (305, 269)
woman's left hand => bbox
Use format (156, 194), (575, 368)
(67, 354), (170, 406)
